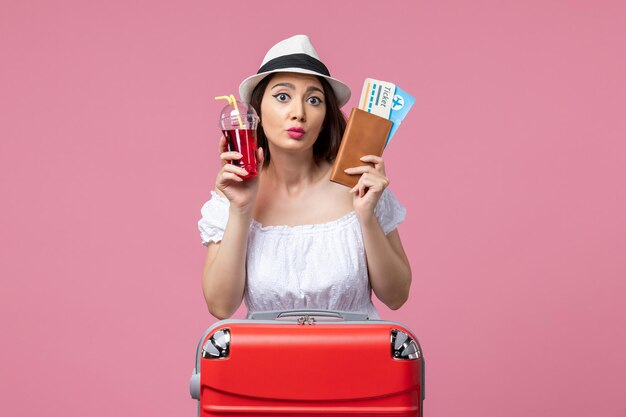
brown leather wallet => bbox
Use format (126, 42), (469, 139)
(330, 108), (393, 188)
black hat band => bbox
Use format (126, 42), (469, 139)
(257, 53), (330, 77)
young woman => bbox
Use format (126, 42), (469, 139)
(199, 35), (411, 320)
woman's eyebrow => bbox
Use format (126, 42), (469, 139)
(306, 86), (324, 95)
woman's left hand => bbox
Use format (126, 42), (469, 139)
(345, 155), (389, 220)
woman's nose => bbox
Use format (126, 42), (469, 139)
(289, 100), (305, 121)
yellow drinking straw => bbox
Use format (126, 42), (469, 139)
(214, 94), (244, 128)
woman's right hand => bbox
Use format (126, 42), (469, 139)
(215, 135), (264, 212)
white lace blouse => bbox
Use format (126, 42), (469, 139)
(198, 188), (406, 319)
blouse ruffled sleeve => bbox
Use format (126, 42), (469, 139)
(198, 191), (230, 246)
(374, 188), (407, 235)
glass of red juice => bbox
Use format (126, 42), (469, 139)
(218, 101), (260, 179)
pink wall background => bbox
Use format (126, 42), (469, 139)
(1, 1), (625, 416)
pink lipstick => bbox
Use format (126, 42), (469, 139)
(287, 127), (305, 139)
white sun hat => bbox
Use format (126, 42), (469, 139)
(238, 34), (351, 108)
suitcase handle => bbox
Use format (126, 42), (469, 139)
(249, 309), (369, 321)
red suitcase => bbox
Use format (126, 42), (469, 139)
(190, 310), (425, 416)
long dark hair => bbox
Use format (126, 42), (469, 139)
(249, 74), (347, 167)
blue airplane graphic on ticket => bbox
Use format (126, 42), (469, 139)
(386, 85), (415, 146)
